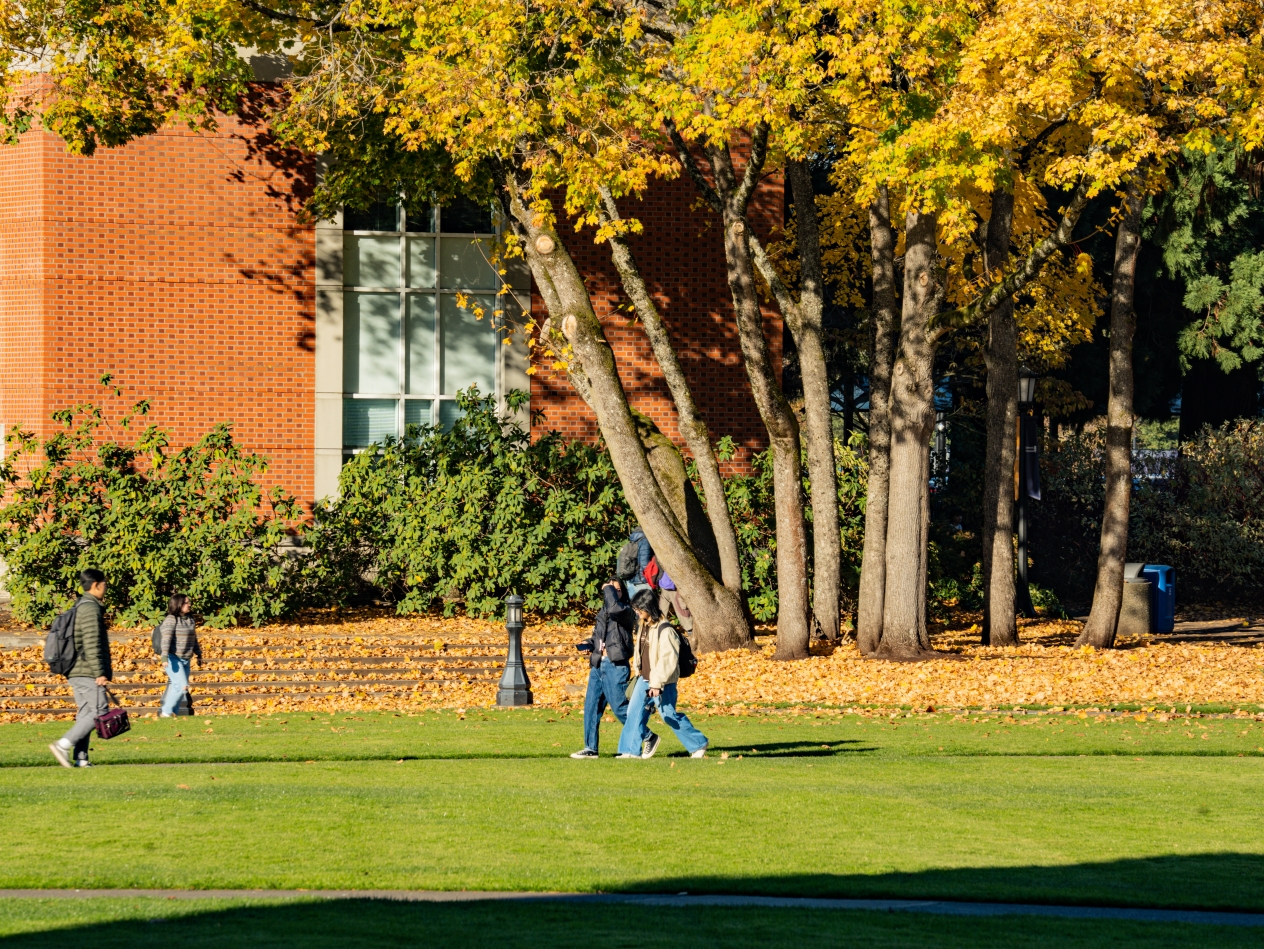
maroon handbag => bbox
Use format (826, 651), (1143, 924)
(94, 688), (131, 740)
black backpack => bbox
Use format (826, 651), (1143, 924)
(660, 621), (698, 678)
(151, 623), (165, 655)
(44, 606), (79, 677)
(615, 540), (640, 581)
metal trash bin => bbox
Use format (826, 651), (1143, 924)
(1118, 578), (1152, 636)
(1140, 564), (1175, 633)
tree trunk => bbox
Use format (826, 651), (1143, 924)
(877, 209), (939, 658)
(501, 178), (752, 652)
(1078, 176), (1144, 649)
(981, 187), (1020, 647)
(856, 188), (898, 656)
(598, 189), (743, 594)
(786, 160), (841, 642)
(722, 206), (811, 658)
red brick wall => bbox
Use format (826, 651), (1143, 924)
(0, 95), (317, 502)
(530, 173), (784, 473)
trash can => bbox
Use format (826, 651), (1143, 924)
(1118, 578), (1152, 636)
(1140, 564), (1175, 633)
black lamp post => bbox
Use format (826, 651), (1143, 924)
(496, 594), (533, 707)
(1015, 366), (1038, 618)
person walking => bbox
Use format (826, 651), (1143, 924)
(570, 580), (657, 758)
(657, 568), (694, 635)
(622, 528), (654, 602)
(617, 589), (708, 759)
(48, 569), (112, 769)
(158, 593), (201, 718)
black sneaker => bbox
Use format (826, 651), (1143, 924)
(569, 749), (598, 759)
(641, 733), (661, 759)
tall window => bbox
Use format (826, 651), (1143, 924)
(342, 198), (502, 453)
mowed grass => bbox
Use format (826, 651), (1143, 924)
(0, 711), (1262, 912)
(0, 898), (1258, 949)
(1, 707), (1262, 766)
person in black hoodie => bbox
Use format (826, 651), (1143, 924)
(570, 579), (656, 758)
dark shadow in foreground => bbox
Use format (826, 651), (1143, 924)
(0, 896), (1257, 949)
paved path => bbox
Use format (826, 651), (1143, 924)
(0, 890), (1260, 927)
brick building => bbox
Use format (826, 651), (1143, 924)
(0, 101), (781, 508)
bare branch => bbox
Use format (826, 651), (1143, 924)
(665, 119), (722, 213)
(733, 121), (770, 213)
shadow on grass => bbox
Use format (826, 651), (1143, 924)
(0, 896), (1259, 949)
(699, 740), (873, 757)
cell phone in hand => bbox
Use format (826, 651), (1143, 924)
(576, 642), (594, 652)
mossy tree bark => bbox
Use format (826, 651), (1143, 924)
(669, 123), (812, 659)
(500, 175), (752, 652)
(596, 187), (743, 598)
(749, 159), (841, 642)
(1078, 175), (1145, 649)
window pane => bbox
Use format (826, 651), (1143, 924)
(405, 204), (435, 233)
(344, 293), (401, 393)
(344, 203), (399, 232)
(440, 197), (494, 234)
(343, 399), (398, 448)
(438, 399), (464, 431)
(440, 294), (496, 396)
(344, 236), (400, 288)
(407, 237), (436, 288)
(404, 399), (432, 431)
(439, 238), (497, 290)
(406, 294), (436, 395)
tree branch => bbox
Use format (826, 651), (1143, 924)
(733, 121), (770, 214)
(665, 119), (722, 213)
(747, 232), (802, 329)
(932, 174), (1093, 339)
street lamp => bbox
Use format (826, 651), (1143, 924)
(496, 594), (533, 707)
(1015, 366), (1038, 619)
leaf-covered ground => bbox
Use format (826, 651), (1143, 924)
(2, 610), (1261, 719)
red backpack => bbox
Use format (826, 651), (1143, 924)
(643, 556), (661, 589)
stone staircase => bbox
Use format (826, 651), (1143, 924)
(0, 624), (588, 716)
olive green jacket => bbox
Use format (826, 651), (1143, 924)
(66, 594), (112, 680)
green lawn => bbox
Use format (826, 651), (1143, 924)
(1, 707), (1260, 766)
(0, 898), (1257, 949)
(0, 710), (1261, 914)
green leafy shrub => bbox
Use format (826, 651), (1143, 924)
(1032, 421), (1264, 606)
(302, 389), (633, 620)
(1129, 420), (1264, 599)
(720, 434), (868, 623)
(0, 382), (302, 627)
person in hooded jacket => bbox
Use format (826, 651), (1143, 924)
(570, 579), (656, 758)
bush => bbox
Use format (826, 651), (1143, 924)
(720, 434), (868, 623)
(0, 383), (302, 627)
(302, 390), (633, 620)
(1032, 420), (1264, 606)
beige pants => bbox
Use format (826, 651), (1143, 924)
(658, 589), (694, 633)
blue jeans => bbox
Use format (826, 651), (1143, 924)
(617, 677), (708, 756)
(583, 657), (644, 754)
(160, 655), (190, 715)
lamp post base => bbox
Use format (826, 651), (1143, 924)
(496, 687), (534, 707)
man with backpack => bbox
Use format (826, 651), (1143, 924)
(616, 528), (654, 602)
(48, 569), (112, 769)
(569, 579), (656, 758)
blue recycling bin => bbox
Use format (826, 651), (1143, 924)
(1140, 564), (1175, 633)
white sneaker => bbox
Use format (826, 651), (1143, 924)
(159, 712), (174, 719)
(75, 759), (93, 768)
(616, 753), (641, 759)
(569, 749), (598, 759)
(690, 744), (708, 759)
(641, 733), (661, 759)
(49, 743), (72, 769)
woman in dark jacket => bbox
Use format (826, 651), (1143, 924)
(158, 593), (202, 718)
(570, 580), (656, 758)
